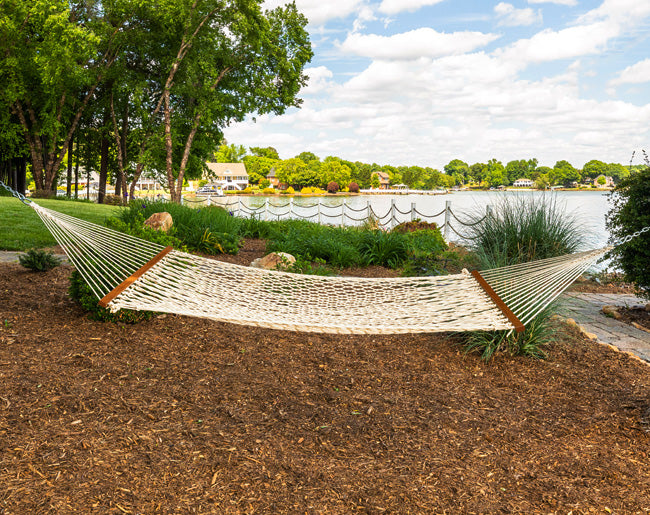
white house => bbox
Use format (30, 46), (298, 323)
(512, 178), (534, 187)
(205, 162), (249, 191)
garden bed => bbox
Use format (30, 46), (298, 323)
(1, 261), (649, 513)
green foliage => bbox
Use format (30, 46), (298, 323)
(464, 306), (556, 361)
(116, 201), (242, 255)
(464, 195), (584, 269)
(606, 162), (650, 300)
(68, 270), (154, 324)
(262, 187), (276, 195)
(18, 249), (61, 272)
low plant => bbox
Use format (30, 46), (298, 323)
(18, 248), (62, 272)
(262, 187), (276, 195)
(464, 305), (557, 361)
(327, 181), (339, 194)
(348, 182), (360, 193)
(68, 270), (154, 323)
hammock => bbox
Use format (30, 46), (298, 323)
(27, 202), (611, 335)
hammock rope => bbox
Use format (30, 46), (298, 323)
(25, 201), (616, 335)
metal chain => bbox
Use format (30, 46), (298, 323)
(614, 226), (650, 246)
(0, 179), (31, 205)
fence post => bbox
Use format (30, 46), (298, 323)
(318, 198), (321, 224)
(486, 204), (493, 218)
(444, 200), (451, 241)
(207, 195), (211, 207)
(390, 198), (396, 230)
(289, 197), (294, 218)
(366, 200), (371, 222)
(180, 195), (184, 205)
(341, 199), (346, 226)
(411, 202), (416, 222)
(264, 198), (269, 221)
(237, 197), (241, 216)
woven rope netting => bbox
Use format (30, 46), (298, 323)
(30, 203), (609, 335)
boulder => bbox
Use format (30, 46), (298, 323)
(601, 305), (622, 320)
(251, 252), (296, 271)
(646, 303), (650, 312)
(144, 212), (173, 232)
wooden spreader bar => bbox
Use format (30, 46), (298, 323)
(98, 246), (174, 308)
(471, 270), (525, 333)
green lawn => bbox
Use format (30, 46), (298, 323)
(0, 197), (122, 251)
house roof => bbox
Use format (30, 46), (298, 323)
(206, 162), (248, 177)
(514, 178), (532, 182)
(372, 171), (390, 182)
(266, 167), (277, 178)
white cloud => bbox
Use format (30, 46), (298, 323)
(496, 22), (618, 65)
(262, 0), (364, 25)
(339, 28), (500, 60)
(302, 66), (335, 95)
(528, 0), (577, 5)
(352, 6), (376, 32)
(495, 2), (542, 26)
(378, 0), (445, 15)
(577, 0), (650, 25)
(609, 58), (650, 87)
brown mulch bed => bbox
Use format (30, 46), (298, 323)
(1, 263), (650, 513)
(617, 307), (650, 332)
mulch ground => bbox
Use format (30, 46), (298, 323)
(1, 258), (650, 513)
(617, 307), (650, 332)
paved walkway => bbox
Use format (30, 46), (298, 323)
(0, 250), (68, 264)
(560, 292), (650, 363)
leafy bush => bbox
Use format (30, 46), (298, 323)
(18, 249), (62, 272)
(262, 187), (276, 195)
(241, 186), (252, 194)
(327, 181), (339, 193)
(31, 189), (57, 199)
(69, 270), (154, 323)
(348, 182), (360, 193)
(606, 161), (650, 300)
(103, 194), (126, 205)
(259, 179), (271, 189)
(300, 187), (312, 194)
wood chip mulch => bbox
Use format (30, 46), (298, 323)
(1, 261), (650, 514)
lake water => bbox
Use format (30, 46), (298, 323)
(214, 190), (614, 251)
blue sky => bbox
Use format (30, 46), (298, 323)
(224, 0), (650, 170)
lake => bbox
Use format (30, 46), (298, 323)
(214, 190), (614, 250)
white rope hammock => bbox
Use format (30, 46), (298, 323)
(31, 202), (609, 335)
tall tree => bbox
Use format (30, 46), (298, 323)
(127, 0), (312, 202)
(0, 0), (122, 192)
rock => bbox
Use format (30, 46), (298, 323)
(251, 252), (296, 271)
(564, 318), (577, 328)
(144, 212), (173, 232)
(645, 303), (650, 312)
(581, 330), (598, 340)
(601, 305), (622, 320)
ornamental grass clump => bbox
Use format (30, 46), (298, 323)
(19, 248), (62, 272)
(461, 194), (585, 360)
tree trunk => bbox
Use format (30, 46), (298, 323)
(163, 89), (179, 202)
(66, 134), (73, 197)
(98, 130), (109, 204)
(74, 140), (79, 199)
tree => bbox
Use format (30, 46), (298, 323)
(275, 157), (310, 186)
(582, 159), (607, 179)
(468, 163), (487, 184)
(127, 0), (313, 201)
(370, 173), (380, 189)
(250, 146), (280, 160)
(1, 0), (122, 192)
(296, 151), (318, 163)
(606, 163), (650, 300)
(505, 158), (538, 185)
(318, 159), (351, 189)
(242, 155), (278, 184)
(444, 159), (469, 185)
(214, 143), (247, 163)
(551, 160), (580, 186)
(485, 159), (507, 187)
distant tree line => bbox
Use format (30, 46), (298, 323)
(216, 142), (639, 190)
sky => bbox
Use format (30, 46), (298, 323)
(223, 0), (650, 170)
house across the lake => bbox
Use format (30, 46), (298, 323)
(205, 162), (249, 191)
(371, 171), (390, 189)
(512, 178), (534, 188)
(266, 167), (279, 188)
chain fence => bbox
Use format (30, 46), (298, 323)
(177, 194), (498, 242)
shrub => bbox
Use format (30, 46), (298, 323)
(18, 249), (62, 272)
(103, 194), (126, 205)
(31, 189), (57, 199)
(281, 186), (295, 195)
(463, 194), (583, 269)
(348, 182), (360, 193)
(461, 194), (585, 360)
(300, 187), (312, 195)
(69, 270), (154, 323)
(259, 179), (271, 189)
(606, 160), (650, 300)
(262, 187), (276, 195)
(327, 181), (339, 193)
(241, 186), (252, 194)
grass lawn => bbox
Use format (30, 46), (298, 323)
(0, 197), (122, 251)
